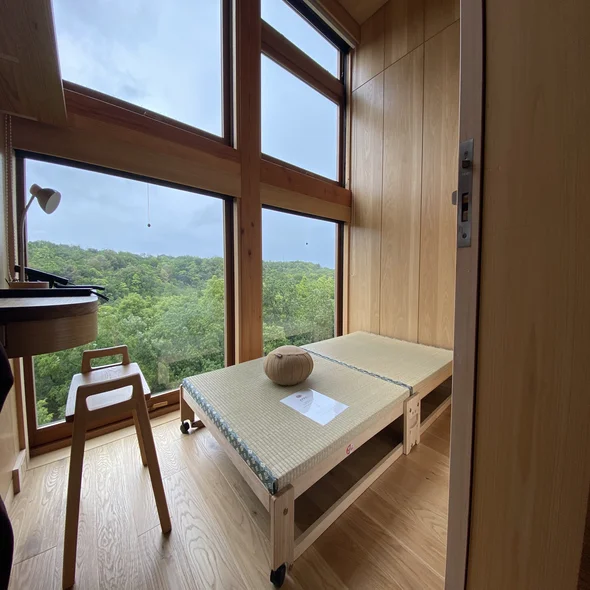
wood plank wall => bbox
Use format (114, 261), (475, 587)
(466, 0), (590, 587)
(0, 117), (21, 502)
(580, 498), (590, 589)
(348, 0), (459, 348)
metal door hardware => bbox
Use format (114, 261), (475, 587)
(457, 139), (474, 248)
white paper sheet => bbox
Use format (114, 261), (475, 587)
(280, 388), (349, 426)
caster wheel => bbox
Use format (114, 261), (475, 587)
(270, 564), (286, 588)
(180, 420), (191, 435)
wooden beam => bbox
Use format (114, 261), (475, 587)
(234, 0), (264, 362)
(65, 87), (237, 164)
(261, 182), (351, 222)
(301, 0), (361, 47)
(0, 0), (66, 125)
(261, 157), (351, 208)
(12, 109), (352, 222)
(261, 150), (351, 221)
(261, 21), (344, 104)
(12, 114), (242, 198)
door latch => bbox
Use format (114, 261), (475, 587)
(456, 139), (474, 248)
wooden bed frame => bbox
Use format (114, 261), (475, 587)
(179, 360), (451, 586)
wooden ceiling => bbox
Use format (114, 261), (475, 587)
(335, 0), (390, 24)
(0, 0), (66, 126)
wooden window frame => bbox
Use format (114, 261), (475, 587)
(17, 153), (236, 455)
(59, 0), (233, 147)
(335, 221), (345, 337)
(260, 0), (350, 185)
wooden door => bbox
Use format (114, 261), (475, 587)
(445, 0), (484, 587)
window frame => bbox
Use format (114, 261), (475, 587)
(17, 152), (236, 454)
(260, 0), (349, 185)
(56, 0), (234, 146)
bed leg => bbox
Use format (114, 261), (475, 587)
(180, 387), (204, 434)
(403, 396), (421, 454)
(270, 484), (294, 587)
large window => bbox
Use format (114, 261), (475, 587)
(262, 0), (340, 76)
(262, 208), (337, 354)
(261, 56), (339, 180)
(53, 0), (224, 136)
(260, 0), (347, 182)
(24, 158), (226, 429)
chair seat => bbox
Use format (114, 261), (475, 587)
(66, 362), (151, 422)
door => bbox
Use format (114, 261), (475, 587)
(445, 0), (484, 587)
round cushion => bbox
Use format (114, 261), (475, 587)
(263, 345), (314, 386)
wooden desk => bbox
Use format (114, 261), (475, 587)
(0, 296), (98, 358)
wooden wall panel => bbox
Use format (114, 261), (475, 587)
(384, 0), (424, 68)
(467, 0), (590, 587)
(579, 496), (590, 589)
(0, 118), (21, 501)
(418, 21), (459, 349)
(1, 117), (6, 286)
(349, 74), (384, 333)
(0, 365), (20, 501)
(348, 0), (459, 344)
(0, 0), (66, 125)
(352, 9), (384, 91)
(425, 0), (460, 40)
(336, 0), (389, 25)
(379, 47), (423, 342)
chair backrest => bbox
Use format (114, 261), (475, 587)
(81, 345), (131, 373)
(74, 372), (144, 412)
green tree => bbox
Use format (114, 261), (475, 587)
(28, 241), (334, 426)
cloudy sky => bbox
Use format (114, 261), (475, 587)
(27, 0), (339, 268)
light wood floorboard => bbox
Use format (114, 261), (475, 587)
(8, 408), (451, 589)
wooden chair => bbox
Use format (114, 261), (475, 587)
(62, 345), (171, 589)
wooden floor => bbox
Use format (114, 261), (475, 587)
(8, 407), (451, 590)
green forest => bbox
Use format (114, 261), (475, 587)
(29, 241), (335, 425)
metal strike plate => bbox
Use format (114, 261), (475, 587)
(457, 139), (474, 248)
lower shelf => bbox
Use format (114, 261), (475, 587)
(294, 422), (403, 541)
(293, 378), (452, 554)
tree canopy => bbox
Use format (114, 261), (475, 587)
(29, 241), (335, 425)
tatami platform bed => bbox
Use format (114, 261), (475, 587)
(180, 331), (453, 587)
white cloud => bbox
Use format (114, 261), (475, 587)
(30, 0), (338, 269)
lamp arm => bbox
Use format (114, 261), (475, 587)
(17, 195), (36, 281)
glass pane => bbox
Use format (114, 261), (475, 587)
(262, 209), (336, 354)
(262, 56), (339, 180)
(53, 0), (223, 136)
(262, 0), (339, 76)
(26, 160), (225, 426)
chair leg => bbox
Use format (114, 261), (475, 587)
(132, 410), (148, 466)
(134, 397), (172, 534)
(62, 416), (87, 589)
